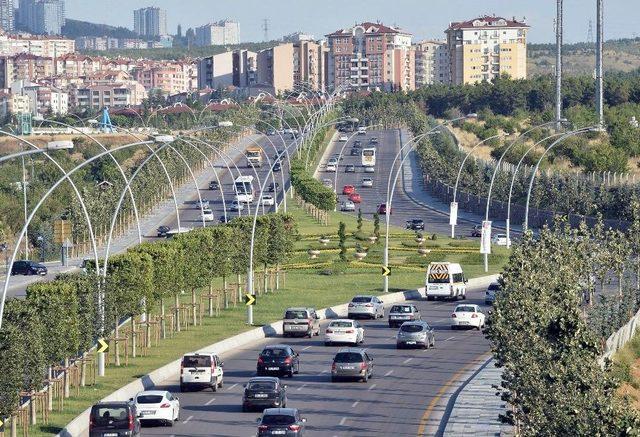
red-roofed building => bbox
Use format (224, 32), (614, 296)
(325, 22), (414, 92)
(445, 15), (529, 85)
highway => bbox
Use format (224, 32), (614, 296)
(141, 286), (491, 436)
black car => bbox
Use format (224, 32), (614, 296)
(353, 140), (362, 148)
(350, 148), (361, 156)
(471, 225), (482, 237)
(257, 408), (306, 436)
(257, 345), (300, 378)
(242, 377), (287, 412)
(89, 401), (141, 437)
(268, 182), (280, 192)
(10, 260), (47, 276)
(370, 137), (379, 144)
(156, 226), (171, 238)
(208, 180), (219, 190)
(219, 215), (231, 224)
(405, 219), (425, 231)
(272, 162), (282, 172)
(345, 164), (356, 173)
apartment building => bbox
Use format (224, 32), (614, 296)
(326, 22), (414, 91)
(232, 49), (257, 88)
(0, 33), (75, 57)
(0, 0), (15, 32)
(414, 40), (450, 86)
(0, 53), (54, 88)
(256, 43), (294, 95)
(133, 61), (197, 95)
(134, 7), (167, 37)
(198, 51), (235, 89)
(17, 0), (65, 35)
(293, 39), (329, 92)
(195, 20), (240, 46)
(445, 15), (529, 85)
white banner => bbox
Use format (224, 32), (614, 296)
(449, 202), (458, 226)
(480, 220), (492, 254)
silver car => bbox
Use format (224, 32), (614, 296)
(341, 200), (356, 212)
(396, 321), (435, 349)
(331, 348), (374, 382)
(361, 177), (373, 188)
(347, 295), (384, 319)
(388, 304), (421, 328)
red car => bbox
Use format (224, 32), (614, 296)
(377, 203), (392, 215)
(349, 192), (362, 203)
(342, 185), (355, 195)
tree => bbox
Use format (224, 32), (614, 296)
(338, 222), (347, 261)
(357, 209), (363, 233)
(56, 273), (99, 353)
(0, 324), (24, 425)
(373, 213), (380, 240)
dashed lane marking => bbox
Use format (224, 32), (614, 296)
(443, 336), (456, 342)
(351, 400), (359, 408)
(302, 345), (312, 351)
(403, 358), (413, 364)
(297, 384), (307, 391)
(204, 397), (216, 406)
(227, 383), (238, 391)
(385, 370), (394, 377)
(368, 383), (377, 391)
(339, 417), (347, 426)
(182, 415), (194, 424)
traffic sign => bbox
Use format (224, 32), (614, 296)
(53, 220), (72, 244)
(244, 294), (256, 306)
(0, 417), (3, 429)
(382, 266), (391, 277)
(97, 338), (109, 353)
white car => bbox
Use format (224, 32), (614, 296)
(364, 166), (375, 173)
(347, 295), (385, 319)
(133, 390), (180, 426)
(196, 199), (210, 209)
(492, 234), (511, 247)
(451, 304), (485, 330)
(324, 319), (364, 346)
(361, 177), (373, 188)
(326, 163), (337, 172)
(229, 200), (245, 212)
(341, 200), (356, 212)
(201, 208), (215, 222)
(322, 178), (333, 188)
(261, 195), (275, 206)
(339, 135), (349, 142)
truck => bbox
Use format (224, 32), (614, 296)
(245, 146), (263, 168)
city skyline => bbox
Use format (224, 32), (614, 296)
(62, 0), (636, 44)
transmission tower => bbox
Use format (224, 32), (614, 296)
(262, 19), (269, 42)
(587, 19), (594, 44)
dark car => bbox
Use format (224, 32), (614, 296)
(272, 161), (282, 172)
(208, 180), (219, 190)
(345, 164), (356, 173)
(471, 225), (482, 237)
(353, 140), (362, 148)
(377, 203), (392, 215)
(370, 137), (379, 144)
(242, 377), (287, 412)
(89, 401), (141, 437)
(350, 148), (361, 156)
(257, 408), (306, 436)
(10, 260), (47, 276)
(331, 348), (374, 382)
(257, 345), (300, 378)
(156, 226), (171, 238)
(405, 219), (425, 231)
(268, 182), (280, 192)
(219, 215), (231, 224)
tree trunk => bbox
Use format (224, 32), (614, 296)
(275, 265), (280, 290)
(30, 394), (37, 425)
(63, 357), (70, 398)
(263, 264), (268, 294)
(131, 318), (137, 358)
(10, 415), (16, 437)
(115, 315), (121, 367)
(208, 282), (214, 317)
(160, 298), (166, 339)
(80, 352), (87, 387)
(191, 288), (197, 326)
(236, 274), (241, 303)
(47, 366), (52, 411)
(223, 275), (228, 309)
(174, 294), (181, 332)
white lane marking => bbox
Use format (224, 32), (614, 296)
(339, 417), (347, 426)
(297, 384), (307, 391)
(321, 370), (328, 374)
(351, 400), (359, 408)
(302, 345), (312, 351)
(368, 383), (377, 391)
(182, 415), (194, 424)
(385, 370), (394, 377)
(403, 358), (413, 364)
(204, 397), (216, 406)
(227, 383), (238, 391)
(444, 336), (456, 342)
(434, 318), (448, 323)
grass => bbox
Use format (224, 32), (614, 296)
(613, 333), (640, 411)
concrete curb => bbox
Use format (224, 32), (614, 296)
(58, 274), (497, 437)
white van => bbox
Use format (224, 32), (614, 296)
(425, 262), (467, 301)
(180, 352), (224, 392)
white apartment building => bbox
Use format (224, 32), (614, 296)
(414, 40), (450, 86)
(197, 52), (235, 89)
(0, 33), (75, 57)
(195, 20), (240, 46)
(134, 7), (167, 37)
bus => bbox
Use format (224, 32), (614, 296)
(245, 146), (263, 168)
(234, 175), (255, 203)
(361, 147), (376, 167)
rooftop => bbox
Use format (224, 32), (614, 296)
(448, 15), (529, 31)
(326, 21), (410, 37)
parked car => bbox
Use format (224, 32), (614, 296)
(348, 192), (362, 204)
(179, 352), (224, 392)
(364, 166), (375, 173)
(242, 377), (287, 412)
(282, 307), (320, 338)
(268, 182), (280, 192)
(492, 233), (511, 247)
(485, 281), (502, 305)
(405, 219), (425, 231)
(132, 390), (179, 427)
(471, 225), (482, 237)
(342, 185), (355, 195)
(388, 304), (421, 328)
(396, 321), (435, 349)
(208, 180), (219, 190)
(10, 260), (47, 276)
(156, 226), (171, 238)
(261, 195), (276, 206)
(377, 203), (392, 215)
(89, 401), (141, 437)
(201, 208), (215, 222)
(257, 345), (300, 378)
(347, 295), (384, 319)
(256, 408), (306, 436)
(324, 319), (364, 346)
(345, 164), (356, 173)
(350, 148), (361, 156)
(451, 304), (485, 330)
(331, 348), (374, 382)
(361, 177), (373, 188)
(341, 200), (356, 212)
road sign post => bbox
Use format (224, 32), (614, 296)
(480, 220), (492, 273)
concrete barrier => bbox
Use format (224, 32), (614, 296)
(600, 306), (640, 367)
(57, 274), (497, 437)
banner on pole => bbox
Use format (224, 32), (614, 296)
(449, 202), (458, 226)
(480, 220), (492, 254)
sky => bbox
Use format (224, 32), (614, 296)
(63, 0), (639, 44)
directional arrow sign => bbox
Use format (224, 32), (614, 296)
(244, 294), (256, 306)
(97, 338), (109, 353)
(0, 417), (3, 429)
(382, 266), (391, 277)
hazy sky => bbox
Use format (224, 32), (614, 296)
(64, 0), (638, 44)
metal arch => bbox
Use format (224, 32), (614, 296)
(0, 140), (154, 329)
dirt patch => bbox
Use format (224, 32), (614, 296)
(448, 127), (495, 162)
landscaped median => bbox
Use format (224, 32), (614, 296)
(58, 274), (499, 437)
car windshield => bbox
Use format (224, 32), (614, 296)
(136, 395), (164, 404)
(182, 355), (211, 367)
(456, 306), (476, 313)
(248, 381), (276, 391)
(334, 352), (364, 363)
(285, 310), (308, 319)
(488, 283), (501, 291)
(91, 406), (129, 426)
(261, 348), (287, 357)
(329, 321), (353, 328)
(401, 324), (424, 333)
(351, 297), (372, 303)
(390, 306), (412, 313)
(496, 234), (506, 239)
(261, 414), (296, 425)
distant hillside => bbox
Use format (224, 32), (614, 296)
(62, 18), (138, 39)
(528, 38), (640, 76)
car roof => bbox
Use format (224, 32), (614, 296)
(336, 347), (367, 354)
(135, 390), (168, 396)
(329, 318), (355, 323)
(93, 401), (131, 407)
(353, 295), (375, 299)
(455, 304), (478, 309)
(285, 307), (312, 312)
(401, 320), (428, 325)
(263, 407), (298, 415)
(263, 344), (291, 349)
(248, 376), (280, 383)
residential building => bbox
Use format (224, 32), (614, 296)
(0, 33), (75, 57)
(256, 43), (294, 95)
(17, 0), (35, 31)
(11, 93), (31, 114)
(293, 39), (329, 91)
(33, 0), (65, 35)
(197, 51), (234, 89)
(282, 32), (314, 43)
(325, 22), (414, 91)
(445, 15), (529, 85)
(0, 53), (54, 88)
(195, 20), (240, 46)
(0, 0), (15, 32)
(17, 81), (68, 115)
(133, 60), (197, 95)
(68, 71), (147, 110)
(134, 7), (167, 37)
(232, 49), (257, 88)
(414, 40), (450, 86)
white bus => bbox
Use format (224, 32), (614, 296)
(234, 175), (255, 203)
(361, 147), (376, 167)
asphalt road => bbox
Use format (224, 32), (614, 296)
(140, 286), (491, 437)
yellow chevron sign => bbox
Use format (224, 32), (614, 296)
(245, 294), (256, 306)
(97, 338), (109, 354)
(382, 266), (391, 277)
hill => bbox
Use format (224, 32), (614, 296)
(62, 18), (138, 40)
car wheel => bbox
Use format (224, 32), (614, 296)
(450, 326), (456, 330)
(475, 324), (481, 331)
(242, 405), (249, 412)
(331, 376), (337, 383)
(427, 296), (434, 301)
(288, 370), (294, 378)
(179, 384), (186, 392)
(308, 331), (313, 338)
(362, 373), (368, 383)
(462, 293), (467, 300)
(283, 333), (289, 338)
(166, 419), (173, 427)
(212, 382), (217, 392)
(218, 378), (223, 388)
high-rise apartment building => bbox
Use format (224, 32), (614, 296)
(16, 0), (64, 35)
(195, 20), (240, 46)
(445, 15), (529, 85)
(325, 22), (414, 92)
(0, 0), (15, 32)
(133, 7), (167, 37)
(256, 43), (294, 95)
(293, 39), (329, 92)
(414, 40), (450, 86)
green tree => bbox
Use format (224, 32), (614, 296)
(357, 208), (363, 233)
(338, 222), (347, 261)
(373, 213), (380, 240)
(0, 323), (24, 423)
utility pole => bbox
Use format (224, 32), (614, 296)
(555, 0), (563, 131)
(596, 0), (605, 130)
(21, 155), (28, 259)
